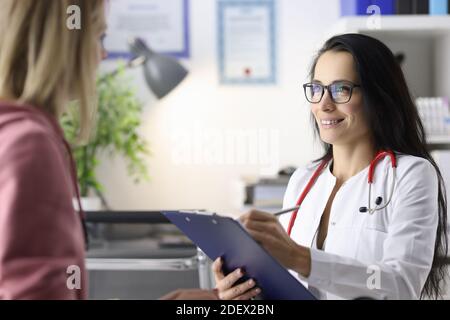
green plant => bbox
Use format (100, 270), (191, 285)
(61, 67), (150, 198)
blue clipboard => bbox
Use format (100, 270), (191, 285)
(163, 211), (316, 300)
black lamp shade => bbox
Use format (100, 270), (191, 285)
(129, 38), (188, 99)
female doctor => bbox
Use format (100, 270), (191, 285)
(213, 34), (448, 300)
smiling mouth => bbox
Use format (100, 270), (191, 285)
(320, 119), (344, 129)
(320, 119), (344, 126)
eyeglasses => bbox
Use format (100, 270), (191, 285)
(303, 81), (361, 104)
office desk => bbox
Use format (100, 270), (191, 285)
(85, 211), (213, 300)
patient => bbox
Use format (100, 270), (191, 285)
(0, 0), (215, 300)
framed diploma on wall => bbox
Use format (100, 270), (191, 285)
(218, 0), (277, 84)
(104, 0), (190, 59)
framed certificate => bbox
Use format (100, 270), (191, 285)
(104, 0), (190, 59)
(218, 0), (277, 84)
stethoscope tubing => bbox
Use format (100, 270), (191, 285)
(287, 150), (397, 236)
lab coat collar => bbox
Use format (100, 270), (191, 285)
(306, 160), (337, 248)
(305, 159), (371, 249)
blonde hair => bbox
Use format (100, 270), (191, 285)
(0, 0), (106, 141)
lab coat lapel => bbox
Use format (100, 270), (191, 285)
(300, 162), (337, 248)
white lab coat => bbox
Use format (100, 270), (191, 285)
(279, 153), (439, 300)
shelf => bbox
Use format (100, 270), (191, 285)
(328, 15), (450, 99)
(428, 136), (450, 144)
(333, 16), (450, 37)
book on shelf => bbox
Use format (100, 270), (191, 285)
(396, 0), (413, 13)
(340, 0), (372, 16)
(372, 0), (395, 14)
(429, 0), (449, 15)
(413, 0), (430, 14)
(341, 0), (450, 15)
(396, 0), (430, 14)
(340, 0), (395, 16)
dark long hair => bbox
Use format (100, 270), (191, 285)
(309, 33), (448, 299)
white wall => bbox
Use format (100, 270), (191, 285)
(96, 0), (340, 216)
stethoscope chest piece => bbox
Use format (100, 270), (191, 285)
(359, 151), (397, 215)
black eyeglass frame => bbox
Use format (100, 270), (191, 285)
(303, 81), (361, 104)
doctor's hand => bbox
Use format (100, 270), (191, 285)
(239, 210), (311, 277)
(212, 257), (261, 300)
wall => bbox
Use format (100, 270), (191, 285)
(96, 0), (341, 216)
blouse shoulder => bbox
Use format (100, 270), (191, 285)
(0, 109), (62, 156)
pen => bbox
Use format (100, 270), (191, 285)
(273, 205), (300, 216)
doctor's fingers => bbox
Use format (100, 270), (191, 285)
(239, 210), (276, 224)
(218, 279), (260, 300)
(242, 219), (283, 235)
(247, 229), (280, 249)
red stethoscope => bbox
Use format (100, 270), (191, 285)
(287, 150), (397, 236)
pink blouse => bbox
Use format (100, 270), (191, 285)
(0, 101), (87, 299)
